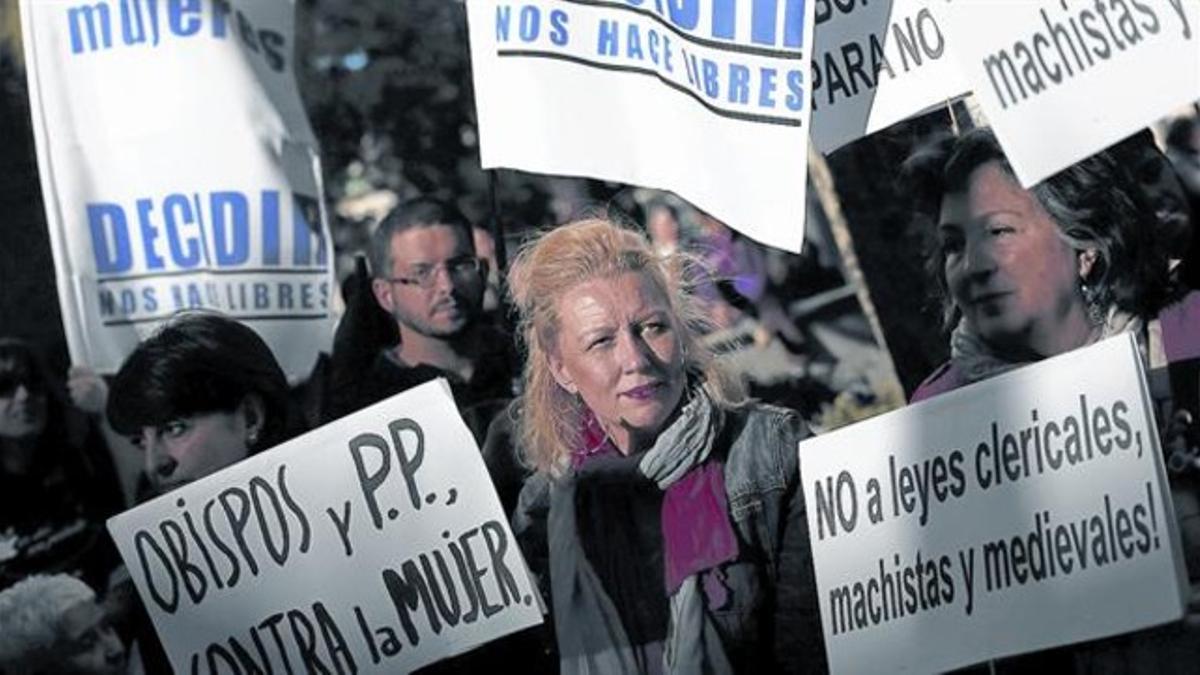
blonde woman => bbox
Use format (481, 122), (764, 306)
(507, 219), (826, 674)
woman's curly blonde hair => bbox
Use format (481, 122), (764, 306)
(508, 218), (745, 476)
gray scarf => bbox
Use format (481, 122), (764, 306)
(950, 308), (1141, 385)
(639, 389), (722, 488)
(552, 389), (735, 675)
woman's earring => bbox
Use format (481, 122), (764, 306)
(247, 428), (260, 446)
(1080, 281), (1106, 326)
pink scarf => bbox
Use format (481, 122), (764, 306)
(573, 407), (739, 605)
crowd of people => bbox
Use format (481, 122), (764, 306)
(1, 114), (1199, 674)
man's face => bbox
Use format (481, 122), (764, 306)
(373, 225), (484, 338)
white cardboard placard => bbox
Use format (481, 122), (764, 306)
(800, 335), (1188, 673)
(108, 380), (543, 674)
(811, 0), (968, 153)
(940, 0), (1200, 186)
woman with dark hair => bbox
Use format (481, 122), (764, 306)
(106, 312), (293, 498)
(104, 313), (295, 674)
(508, 218), (826, 673)
(904, 128), (1200, 671)
(905, 127), (1183, 400)
(0, 339), (122, 591)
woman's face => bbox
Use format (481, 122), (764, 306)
(58, 599), (126, 675)
(939, 161), (1087, 356)
(136, 400), (258, 494)
(0, 377), (47, 440)
(550, 271), (687, 453)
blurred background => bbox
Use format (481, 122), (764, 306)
(1, 1), (1196, 431)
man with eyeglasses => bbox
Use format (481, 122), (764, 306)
(328, 198), (546, 675)
(329, 197), (519, 444)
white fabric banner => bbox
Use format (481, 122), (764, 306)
(467, 0), (816, 253)
(800, 335), (1188, 673)
(20, 0), (335, 378)
(811, 0), (968, 153)
(941, 0), (1200, 186)
(107, 379), (543, 674)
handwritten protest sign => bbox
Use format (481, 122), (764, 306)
(811, 0), (967, 153)
(940, 0), (1200, 187)
(467, 0), (816, 253)
(107, 380), (543, 674)
(20, 0), (335, 378)
(799, 335), (1188, 673)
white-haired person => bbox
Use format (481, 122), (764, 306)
(0, 574), (127, 675)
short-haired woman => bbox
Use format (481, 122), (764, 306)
(104, 312), (296, 672)
(106, 312), (293, 499)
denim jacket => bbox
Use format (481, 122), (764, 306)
(512, 402), (828, 674)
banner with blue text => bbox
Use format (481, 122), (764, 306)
(20, 0), (335, 378)
(467, 0), (816, 252)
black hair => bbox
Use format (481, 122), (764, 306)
(1106, 129), (1188, 203)
(1166, 116), (1200, 153)
(0, 339), (68, 444)
(0, 339), (52, 399)
(0, 339), (79, 485)
(106, 314), (290, 453)
(901, 127), (1169, 330)
(368, 197), (474, 279)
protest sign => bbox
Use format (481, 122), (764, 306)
(20, 0), (334, 378)
(107, 380), (543, 674)
(940, 0), (1200, 187)
(799, 335), (1188, 673)
(466, 0), (816, 253)
(810, 0), (967, 153)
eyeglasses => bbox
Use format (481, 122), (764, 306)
(387, 257), (482, 289)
